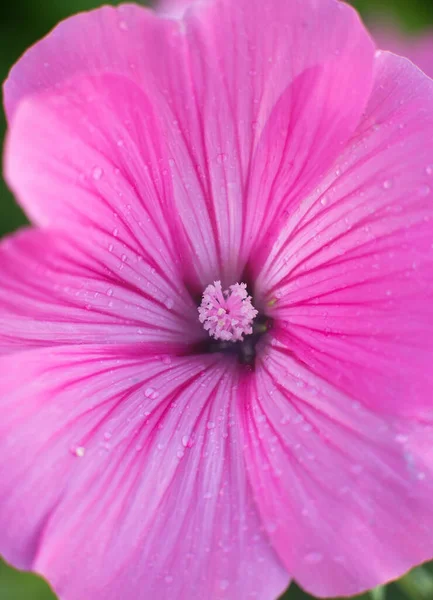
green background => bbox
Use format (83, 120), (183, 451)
(1, 0), (433, 598)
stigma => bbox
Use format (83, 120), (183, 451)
(198, 281), (258, 342)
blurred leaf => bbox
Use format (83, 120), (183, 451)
(370, 586), (386, 600)
(353, 0), (433, 29)
(0, 559), (56, 600)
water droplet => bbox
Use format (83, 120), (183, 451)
(164, 297), (174, 310)
(112, 227), (119, 238)
(350, 463), (363, 475)
(207, 421), (216, 430)
(320, 196), (328, 206)
(176, 449), (185, 459)
(106, 288), (114, 297)
(418, 184), (431, 197)
(74, 446), (86, 458)
(305, 551), (323, 564)
(216, 153), (228, 164)
(426, 165), (433, 176)
(219, 580), (229, 591)
(395, 433), (408, 444)
(164, 575), (173, 584)
(92, 166), (104, 181)
(119, 20), (129, 31)
(182, 435), (192, 448)
(144, 387), (155, 398)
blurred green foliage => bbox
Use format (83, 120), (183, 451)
(1, 0), (433, 599)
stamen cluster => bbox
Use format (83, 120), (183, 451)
(198, 281), (258, 342)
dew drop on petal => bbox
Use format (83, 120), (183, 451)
(305, 552), (323, 565)
(164, 297), (174, 310)
(73, 446), (86, 458)
(92, 166), (104, 181)
(219, 580), (229, 591)
(418, 184), (431, 197)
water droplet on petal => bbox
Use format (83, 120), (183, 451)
(164, 297), (174, 310)
(350, 463), (363, 475)
(73, 446), (86, 458)
(216, 153), (228, 164)
(305, 552), (323, 564)
(92, 166), (104, 181)
(418, 184), (431, 197)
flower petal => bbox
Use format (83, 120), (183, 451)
(257, 52), (433, 415)
(0, 346), (289, 599)
(243, 346), (433, 597)
(0, 228), (198, 354)
(4, 0), (375, 285)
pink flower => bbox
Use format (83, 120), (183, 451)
(372, 20), (433, 78)
(1, 0), (433, 599)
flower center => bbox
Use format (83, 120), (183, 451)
(198, 281), (258, 342)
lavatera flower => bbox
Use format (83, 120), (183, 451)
(1, 0), (433, 599)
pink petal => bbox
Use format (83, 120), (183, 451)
(257, 51), (433, 415)
(0, 228), (198, 354)
(4, 0), (375, 286)
(249, 52), (433, 596)
(0, 346), (289, 599)
(243, 346), (433, 597)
